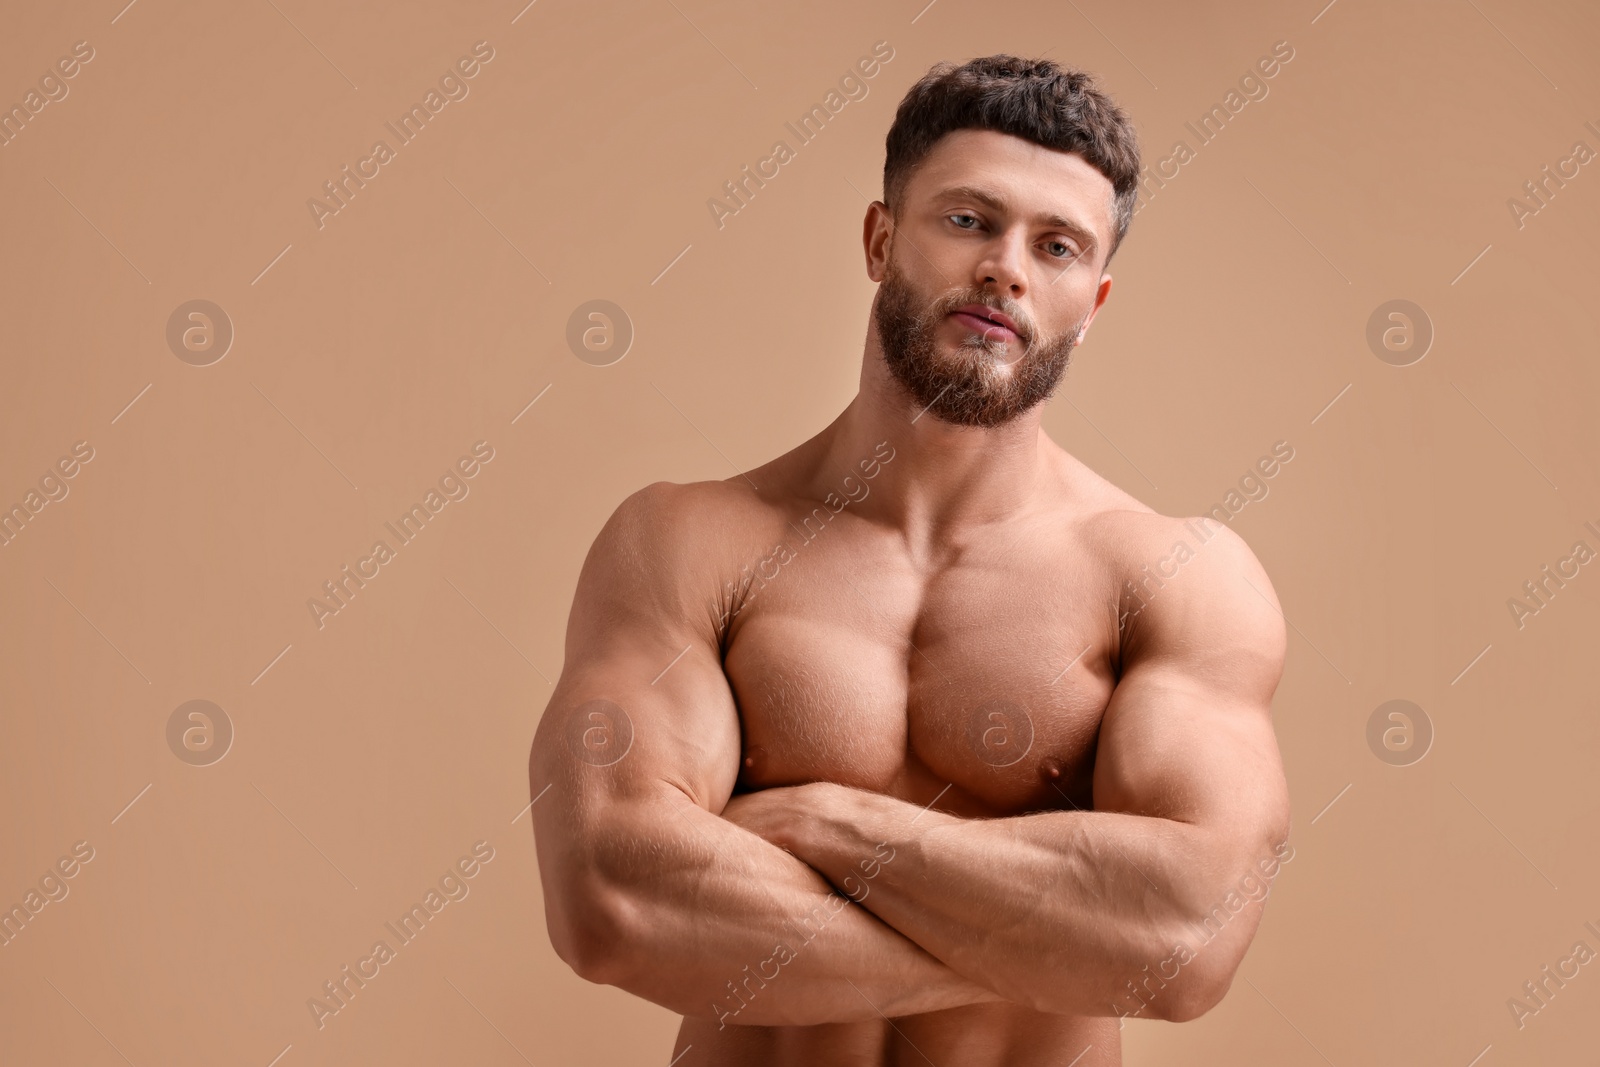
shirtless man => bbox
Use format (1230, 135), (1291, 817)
(530, 55), (1292, 1065)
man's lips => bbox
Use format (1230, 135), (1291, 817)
(950, 307), (1021, 343)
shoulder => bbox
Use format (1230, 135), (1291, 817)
(1048, 443), (1276, 620)
(1113, 511), (1286, 687)
(578, 479), (733, 598)
(600, 476), (768, 554)
(579, 476), (777, 626)
(1080, 502), (1284, 686)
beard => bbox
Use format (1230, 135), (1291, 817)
(874, 257), (1084, 429)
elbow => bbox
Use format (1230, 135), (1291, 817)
(1097, 922), (1240, 1024)
(1147, 852), (1278, 1021)
(551, 922), (624, 986)
(1154, 966), (1232, 1022)
(1147, 937), (1241, 1022)
(546, 883), (640, 987)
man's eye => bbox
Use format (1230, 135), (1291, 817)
(1047, 241), (1079, 259)
(948, 214), (980, 229)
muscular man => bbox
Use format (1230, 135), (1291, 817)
(530, 55), (1292, 1065)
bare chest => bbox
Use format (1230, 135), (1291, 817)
(721, 524), (1118, 816)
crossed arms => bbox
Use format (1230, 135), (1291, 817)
(529, 483), (1291, 1027)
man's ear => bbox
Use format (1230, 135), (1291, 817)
(864, 201), (892, 283)
(1077, 273), (1114, 343)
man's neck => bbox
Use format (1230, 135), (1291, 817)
(813, 348), (1053, 547)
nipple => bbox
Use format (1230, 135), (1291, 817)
(1039, 757), (1065, 781)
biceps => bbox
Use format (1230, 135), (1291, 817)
(1091, 663), (1288, 839)
(529, 646), (742, 934)
(530, 642), (743, 814)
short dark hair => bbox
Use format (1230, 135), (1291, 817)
(883, 55), (1142, 262)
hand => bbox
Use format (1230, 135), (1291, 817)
(719, 781), (837, 854)
(722, 782), (914, 908)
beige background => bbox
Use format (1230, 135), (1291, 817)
(2, 0), (1597, 1064)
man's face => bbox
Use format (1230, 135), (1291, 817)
(868, 129), (1116, 428)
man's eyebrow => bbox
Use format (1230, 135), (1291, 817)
(934, 184), (1100, 252)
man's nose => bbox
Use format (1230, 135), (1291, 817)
(976, 229), (1029, 298)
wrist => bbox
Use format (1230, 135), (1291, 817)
(792, 781), (863, 864)
(798, 784), (903, 895)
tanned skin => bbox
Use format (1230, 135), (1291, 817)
(530, 128), (1292, 1066)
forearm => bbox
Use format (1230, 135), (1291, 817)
(542, 788), (1006, 1027)
(786, 785), (1278, 1019)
